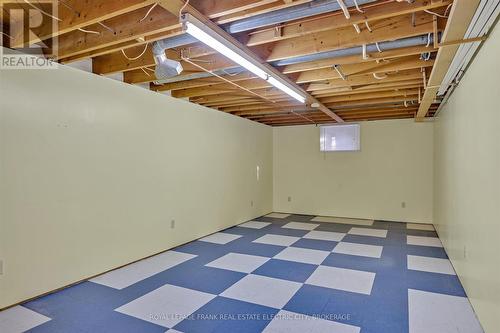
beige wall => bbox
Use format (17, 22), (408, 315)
(0, 61), (273, 308)
(273, 120), (434, 223)
(433, 24), (500, 333)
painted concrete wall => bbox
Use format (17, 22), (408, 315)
(273, 119), (434, 223)
(433, 23), (500, 333)
(0, 60), (273, 308)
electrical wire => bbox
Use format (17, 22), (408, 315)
(426, 32), (431, 47)
(78, 28), (100, 35)
(179, 0), (190, 18)
(141, 67), (151, 76)
(353, 23), (361, 34)
(353, 0), (364, 13)
(424, 9), (448, 18)
(365, 21), (372, 32)
(98, 22), (115, 34)
(336, 0), (350, 19)
(22, 0), (61, 21)
(121, 43), (149, 61)
(140, 3), (158, 23)
(373, 72), (387, 80)
(1, 31), (13, 39)
(181, 56), (275, 103)
(362, 44), (369, 60)
(375, 42), (382, 53)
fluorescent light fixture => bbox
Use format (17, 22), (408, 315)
(182, 14), (306, 104)
(267, 76), (306, 103)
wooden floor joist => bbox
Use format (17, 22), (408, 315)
(3, 0), (468, 125)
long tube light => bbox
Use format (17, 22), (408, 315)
(181, 13), (306, 104)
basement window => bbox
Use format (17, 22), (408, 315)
(320, 124), (360, 152)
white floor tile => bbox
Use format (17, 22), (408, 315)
(239, 221), (271, 229)
(263, 310), (360, 333)
(407, 255), (456, 275)
(266, 213), (290, 219)
(311, 216), (373, 226)
(408, 289), (483, 333)
(199, 232), (242, 245)
(90, 251), (197, 289)
(348, 227), (387, 238)
(206, 253), (270, 273)
(116, 284), (215, 329)
(274, 247), (330, 265)
(306, 266), (376, 295)
(407, 223), (435, 231)
(407, 235), (443, 248)
(303, 230), (345, 242)
(282, 222), (320, 231)
(0, 306), (51, 333)
(221, 274), (301, 309)
(333, 242), (383, 258)
(253, 234), (300, 247)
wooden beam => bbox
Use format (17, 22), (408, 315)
(157, 0), (344, 122)
(283, 45), (437, 74)
(246, 0), (452, 46)
(416, 0), (481, 120)
(263, 12), (444, 62)
(296, 56), (434, 83)
(10, 0), (158, 48)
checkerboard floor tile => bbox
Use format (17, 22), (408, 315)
(116, 284), (216, 329)
(407, 235), (443, 248)
(348, 227), (388, 238)
(4, 214), (483, 333)
(239, 221), (271, 229)
(407, 255), (456, 275)
(407, 223), (435, 231)
(332, 242), (383, 259)
(282, 222), (320, 230)
(303, 230), (345, 242)
(253, 234), (300, 247)
(273, 247), (330, 265)
(198, 232), (242, 244)
(206, 253), (269, 273)
(305, 265), (376, 295)
(263, 310), (360, 333)
(220, 274), (302, 309)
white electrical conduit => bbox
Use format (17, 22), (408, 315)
(336, 0), (351, 19)
(353, 23), (361, 33)
(182, 56), (276, 103)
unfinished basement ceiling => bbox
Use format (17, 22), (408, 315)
(2, 0), (460, 125)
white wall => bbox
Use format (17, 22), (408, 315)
(0, 60), (273, 309)
(434, 23), (500, 333)
(273, 120), (433, 223)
